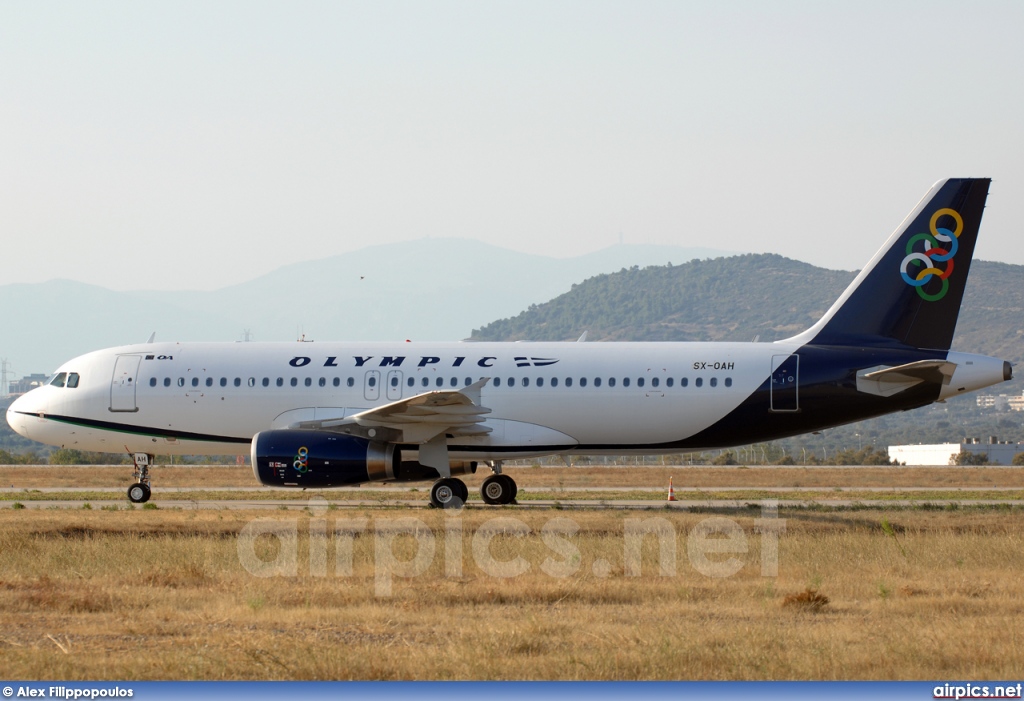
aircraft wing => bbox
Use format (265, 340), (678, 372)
(291, 378), (492, 443)
(856, 359), (957, 397)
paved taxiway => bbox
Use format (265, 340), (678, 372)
(4, 498), (1024, 510)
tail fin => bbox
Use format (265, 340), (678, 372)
(791, 178), (990, 351)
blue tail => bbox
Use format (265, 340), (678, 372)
(793, 178), (990, 351)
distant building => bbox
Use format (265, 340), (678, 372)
(889, 437), (1023, 466)
(9, 373), (48, 397)
(976, 392), (1024, 411)
(1010, 394), (1024, 412)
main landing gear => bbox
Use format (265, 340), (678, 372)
(430, 477), (469, 508)
(480, 460), (517, 505)
(480, 474), (517, 505)
(127, 452), (154, 504)
(428, 462), (519, 507)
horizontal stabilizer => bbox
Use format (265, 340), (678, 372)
(856, 359), (956, 397)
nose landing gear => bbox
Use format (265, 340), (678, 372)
(127, 452), (154, 503)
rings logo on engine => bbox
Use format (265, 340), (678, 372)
(293, 446), (309, 473)
(899, 207), (963, 302)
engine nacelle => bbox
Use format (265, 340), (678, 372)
(252, 430), (397, 488)
(251, 430), (477, 487)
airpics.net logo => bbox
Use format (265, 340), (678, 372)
(235, 496), (787, 598)
(899, 207), (964, 302)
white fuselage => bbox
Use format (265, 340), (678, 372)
(7, 340), (801, 458)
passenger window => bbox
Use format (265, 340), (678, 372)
(334, 378), (341, 387)
(537, 377), (544, 387)
(262, 378), (270, 387)
(149, 377), (157, 387)
(450, 377), (458, 387)
(637, 377), (645, 388)
(652, 377), (659, 388)
(191, 378), (199, 387)
(320, 377), (327, 387)
(710, 377), (718, 388)
(608, 377), (616, 387)
(436, 377), (444, 387)
(493, 378), (501, 387)
(67, 373), (80, 388)
(178, 378), (185, 387)
(233, 378), (241, 387)
(220, 378), (227, 387)
(522, 378), (530, 387)
(248, 378), (256, 387)
(566, 377), (573, 387)
(580, 377), (588, 387)
(391, 377), (398, 388)
(551, 377), (559, 387)
(206, 377), (214, 387)
(347, 377), (354, 387)
(594, 377), (602, 387)
(277, 378), (284, 387)
(695, 377), (703, 387)
(407, 377), (414, 387)
(725, 377), (732, 387)
(164, 378), (171, 387)
(623, 377), (630, 387)
(681, 377), (688, 387)
(290, 378), (298, 387)
(465, 377), (472, 386)
(422, 378), (429, 387)
(507, 377), (515, 387)
(368, 377), (377, 388)
(304, 378), (312, 387)
(666, 377), (674, 388)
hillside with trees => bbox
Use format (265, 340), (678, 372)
(470, 257), (1024, 368)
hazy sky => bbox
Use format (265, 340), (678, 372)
(2, 1), (1022, 291)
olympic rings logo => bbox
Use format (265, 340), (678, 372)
(899, 208), (964, 302)
(293, 446), (309, 473)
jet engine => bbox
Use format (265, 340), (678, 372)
(251, 430), (475, 488)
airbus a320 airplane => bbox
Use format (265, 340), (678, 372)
(6, 178), (1013, 507)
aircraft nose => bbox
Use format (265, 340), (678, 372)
(6, 391), (41, 440)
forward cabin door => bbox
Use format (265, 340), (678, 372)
(110, 355), (142, 412)
(770, 354), (799, 412)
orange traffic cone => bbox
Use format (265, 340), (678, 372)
(667, 476), (677, 502)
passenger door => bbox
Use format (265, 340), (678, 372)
(110, 355), (142, 412)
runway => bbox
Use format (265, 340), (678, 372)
(4, 497), (1024, 510)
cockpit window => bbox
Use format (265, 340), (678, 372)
(49, 373), (67, 388)
(66, 373), (80, 388)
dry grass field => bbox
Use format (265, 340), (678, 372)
(4, 464), (1024, 490)
(1, 501), (1024, 679)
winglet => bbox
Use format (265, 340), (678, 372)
(459, 377), (490, 405)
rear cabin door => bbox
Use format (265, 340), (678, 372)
(770, 354), (799, 412)
(110, 355), (142, 412)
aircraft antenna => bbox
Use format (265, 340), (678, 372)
(242, 329), (253, 342)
